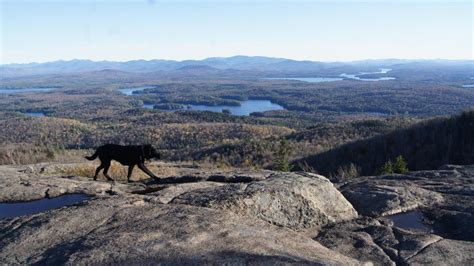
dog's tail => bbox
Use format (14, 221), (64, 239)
(85, 150), (99, 161)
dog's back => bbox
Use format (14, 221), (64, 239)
(85, 144), (144, 165)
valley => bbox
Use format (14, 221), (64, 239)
(0, 57), (472, 175)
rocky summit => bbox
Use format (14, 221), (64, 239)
(0, 163), (473, 265)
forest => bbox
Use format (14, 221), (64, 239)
(294, 110), (474, 177)
(0, 58), (473, 177)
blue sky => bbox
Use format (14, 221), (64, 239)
(1, 0), (472, 64)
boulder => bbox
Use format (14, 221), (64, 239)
(171, 172), (358, 230)
(340, 176), (443, 216)
(148, 181), (225, 204)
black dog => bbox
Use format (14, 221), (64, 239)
(85, 144), (161, 182)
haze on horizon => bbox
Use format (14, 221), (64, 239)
(1, 0), (472, 64)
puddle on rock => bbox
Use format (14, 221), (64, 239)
(0, 194), (91, 219)
(384, 210), (432, 233)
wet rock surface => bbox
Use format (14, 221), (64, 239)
(0, 164), (473, 264)
(0, 165), (146, 202)
(318, 165), (473, 265)
(340, 165), (474, 241)
(0, 194), (90, 219)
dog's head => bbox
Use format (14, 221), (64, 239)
(144, 144), (161, 160)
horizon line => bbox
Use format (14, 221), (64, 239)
(2, 55), (473, 66)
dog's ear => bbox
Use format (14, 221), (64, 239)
(145, 144), (160, 159)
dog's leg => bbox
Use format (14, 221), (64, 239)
(93, 164), (105, 181)
(102, 162), (114, 181)
(138, 163), (159, 180)
(127, 165), (135, 183)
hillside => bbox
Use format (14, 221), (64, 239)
(190, 117), (417, 169)
(295, 110), (474, 176)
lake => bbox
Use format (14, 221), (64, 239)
(264, 77), (344, 83)
(23, 112), (46, 117)
(148, 100), (285, 116)
(184, 100), (285, 116)
(118, 86), (155, 96)
(0, 194), (90, 219)
(384, 210), (432, 233)
(120, 86), (286, 115)
(464, 77), (474, 87)
(0, 88), (55, 94)
(264, 68), (395, 83)
(339, 73), (396, 81)
(339, 68), (396, 81)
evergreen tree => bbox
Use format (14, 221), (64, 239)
(394, 155), (409, 174)
(274, 139), (292, 172)
(378, 160), (394, 175)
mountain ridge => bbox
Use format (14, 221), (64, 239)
(2, 56), (472, 78)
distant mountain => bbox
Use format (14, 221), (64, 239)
(200, 56), (287, 69)
(1, 56), (473, 78)
(177, 65), (218, 71)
